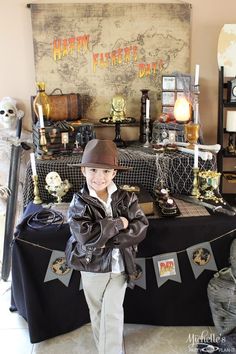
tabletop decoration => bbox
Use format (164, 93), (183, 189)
(100, 94), (136, 147)
(30, 152), (42, 204)
(198, 170), (224, 204)
(45, 171), (72, 204)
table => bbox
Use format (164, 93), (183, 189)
(11, 202), (236, 343)
(23, 145), (216, 206)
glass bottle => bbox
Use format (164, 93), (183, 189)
(33, 82), (50, 125)
(139, 89), (149, 143)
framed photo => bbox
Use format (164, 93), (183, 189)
(162, 91), (175, 106)
(176, 75), (191, 91)
(227, 78), (236, 103)
(162, 76), (176, 91)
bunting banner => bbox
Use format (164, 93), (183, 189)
(186, 242), (218, 279)
(152, 252), (181, 287)
(16, 228), (234, 289)
(44, 250), (73, 287)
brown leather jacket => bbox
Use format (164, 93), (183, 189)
(65, 184), (149, 282)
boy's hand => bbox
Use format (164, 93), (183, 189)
(120, 216), (129, 229)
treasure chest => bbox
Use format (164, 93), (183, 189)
(33, 121), (96, 158)
(152, 121), (185, 144)
(31, 89), (83, 123)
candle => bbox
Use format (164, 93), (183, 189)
(146, 99), (150, 119)
(194, 64), (200, 86)
(194, 103), (199, 124)
(30, 152), (37, 176)
(37, 103), (44, 128)
(194, 144), (198, 168)
(226, 111), (236, 132)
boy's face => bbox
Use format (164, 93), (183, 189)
(81, 167), (117, 193)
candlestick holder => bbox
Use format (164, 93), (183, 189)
(32, 175), (42, 204)
(139, 89), (149, 143)
(193, 84), (200, 124)
(191, 167), (200, 197)
(143, 117), (151, 148)
(39, 127), (48, 153)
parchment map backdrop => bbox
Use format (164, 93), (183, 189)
(30, 3), (191, 121)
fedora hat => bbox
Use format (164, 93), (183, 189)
(70, 139), (130, 170)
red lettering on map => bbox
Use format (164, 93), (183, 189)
(92, 45), (138, 73)
(53, 34), (90, 61)
(138, 61), (164, 78)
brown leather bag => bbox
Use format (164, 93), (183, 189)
(48, 88), (81, 121)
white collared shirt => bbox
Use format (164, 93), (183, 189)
(88, 181), (125, 273)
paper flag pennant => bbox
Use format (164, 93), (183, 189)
(128, 257), (146, 289)
(153, 252), (181, 287)
(44, 250), (73, 287)
(186, 242), (217, 279)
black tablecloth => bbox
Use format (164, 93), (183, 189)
(11, 203), (236, 343)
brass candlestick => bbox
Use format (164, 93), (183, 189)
(191, 167), (200, 197)
(32, 175), (42, 204)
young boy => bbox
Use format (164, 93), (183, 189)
(66, 139), (149, 354)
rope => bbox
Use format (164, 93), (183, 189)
(13, 226), (236, 260)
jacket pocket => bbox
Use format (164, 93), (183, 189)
(65, 236), (112, 272)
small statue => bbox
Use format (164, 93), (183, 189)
(110, 94), (126, 122)
(45, 171), (72, 203)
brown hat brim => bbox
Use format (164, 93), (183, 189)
(68, 162), (132, 171)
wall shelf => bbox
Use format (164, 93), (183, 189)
(217, 66), (236, 197)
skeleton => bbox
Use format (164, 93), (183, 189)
(0, 97), (32, 215)
(0, 97), (18, 129)
(45, 171), (72, 203)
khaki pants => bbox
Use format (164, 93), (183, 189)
(81, 271), (127, 354)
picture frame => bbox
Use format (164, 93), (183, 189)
(162, 76), (176, 91)
(176, 75), (191, 91)
(162, 91), (176, 106)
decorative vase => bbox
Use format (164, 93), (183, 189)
(139, 89), (149, 143)
(33, 82), (51, 125)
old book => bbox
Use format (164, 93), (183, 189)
(136, 187), (154, 215)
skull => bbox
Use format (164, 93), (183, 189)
(45, 171), (62, 188)
(0, 97), (17, 129)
